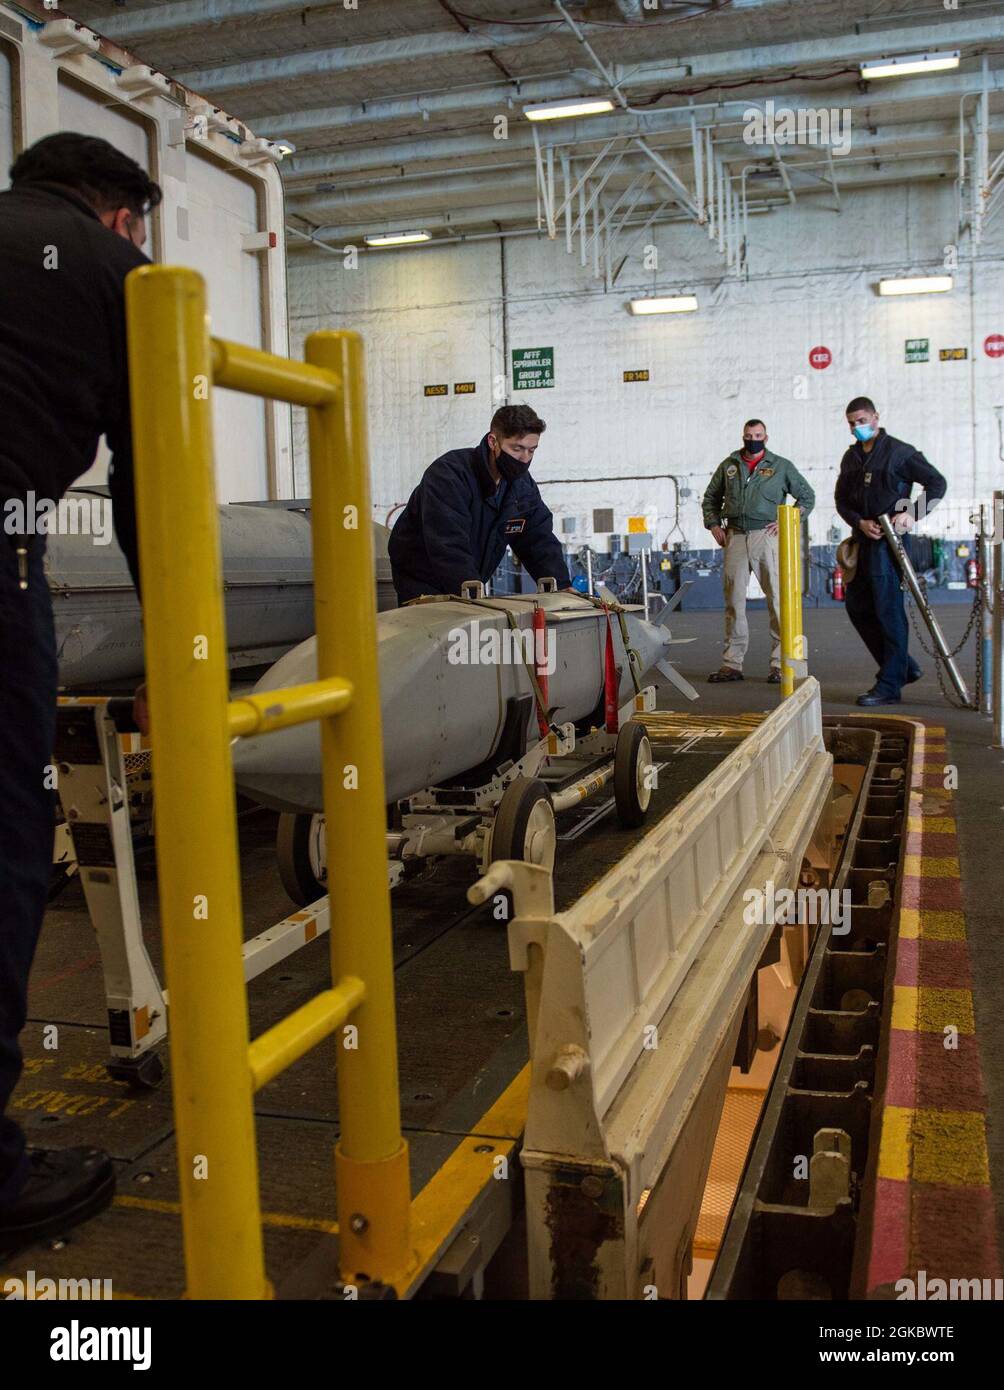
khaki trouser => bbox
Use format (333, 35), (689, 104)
(721, 527), (781, 670)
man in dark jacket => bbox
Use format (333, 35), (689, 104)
(388, 404), (571, 603)
(0, 132), (160, 1248)
(835, 396), (947, 706)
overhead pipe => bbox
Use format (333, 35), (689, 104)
(280, 110), (1004, 185)
(286, 199), (763, 257)
(294, 156), (959, 241)
(99, 0), (798, 42)
(562, 151), (573, 253)
(192, 11), (1004, 100)
(286, 137), (958, 210)
(257, 68), (1004, 149)
(177, 23), (555, 94)
(691, 113), (705, 224)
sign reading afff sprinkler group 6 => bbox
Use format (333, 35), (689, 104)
(511, 347), (555, 390)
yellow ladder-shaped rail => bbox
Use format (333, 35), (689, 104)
(125, 266), (409, 1299)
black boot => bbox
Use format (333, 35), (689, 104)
(0, 1147), (115, 1252)
(856, 687), (901, 707)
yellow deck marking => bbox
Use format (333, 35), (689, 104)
(115, 1193), (339, 1234)
(401, 1065), (531, 1293)
(891, 985), (975, 1034)
(898, 909), (966, 941)
(902, 854), (961, 878)
(878, 1106), (990, 1186)
(907, 816), (957, 833)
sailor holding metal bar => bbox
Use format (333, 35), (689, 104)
(388, 404), (572, 604)
(835, 396), (947, 706)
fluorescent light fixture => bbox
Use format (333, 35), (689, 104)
(363, 230), (431, 247)
(524, 97), (616, 121)
(878, 275), (953, 296)
(629, 295), (698, 315)
(861, 51), (959, 80)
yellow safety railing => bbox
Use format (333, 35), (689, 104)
(778, 503), (806, 699)
(125, 266), (409, 1298)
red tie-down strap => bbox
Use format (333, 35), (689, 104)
(604, 609), (619, 734)
(533, 604), (549, 738)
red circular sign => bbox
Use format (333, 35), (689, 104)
(809, 345), (832, 370)
(985, 334), (1004, 359)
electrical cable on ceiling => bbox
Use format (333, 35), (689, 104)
(631, 66), (858, 103)
(447, 1), (734, 28)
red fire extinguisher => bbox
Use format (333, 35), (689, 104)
(967, 556), (979, 589)
(832, 565), (845, 602)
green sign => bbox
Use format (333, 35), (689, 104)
(512, 347), (554, 390)
(905, 338), (929, 363)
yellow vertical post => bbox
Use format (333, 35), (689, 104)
(125, 267), (267, 1299)
(778, 503), (804, 699)
(304, 331), (411, 1285)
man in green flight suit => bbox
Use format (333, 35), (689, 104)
(702, 419), (815, 683)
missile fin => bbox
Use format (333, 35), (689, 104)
(656, 658), (700, 702)
(654, 581), (693, 625)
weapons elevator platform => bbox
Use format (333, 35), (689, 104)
(3, 707), (767, 1298)
(6, 627), (984, 1300)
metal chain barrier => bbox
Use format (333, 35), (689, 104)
(903, 573), (982, 711)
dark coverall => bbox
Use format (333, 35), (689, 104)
(0, 182), (146, 1206)
(388, 434), (570, 604)
(834, 429), (947, 698)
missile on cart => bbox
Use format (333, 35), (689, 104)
(45, 490), (395, 688)
(231, 586), (698, 814)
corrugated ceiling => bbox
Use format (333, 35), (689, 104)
(54, 0), (1004, 239)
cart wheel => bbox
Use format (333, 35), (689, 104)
(614, 722), (654, 828)
(277, 812), (327, 907)
(106, 1051), (165, 1091)
(491, 777), (556, 872)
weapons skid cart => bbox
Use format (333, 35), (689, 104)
(273, 580), (690, 908)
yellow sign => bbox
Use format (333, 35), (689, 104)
(453, 381), (476, 393)
(628, 516), (647, 533)
(423, 384), (448, 397)
(623, 369), (650, 382)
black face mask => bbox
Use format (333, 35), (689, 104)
(742, 438), (765, 455)
(496, 450), (530, 483)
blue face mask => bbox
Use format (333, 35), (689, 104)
(853, 423), (876, 442)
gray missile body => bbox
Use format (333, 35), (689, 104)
(46, 490), (394, 688)
(232, 590), (695, 812)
